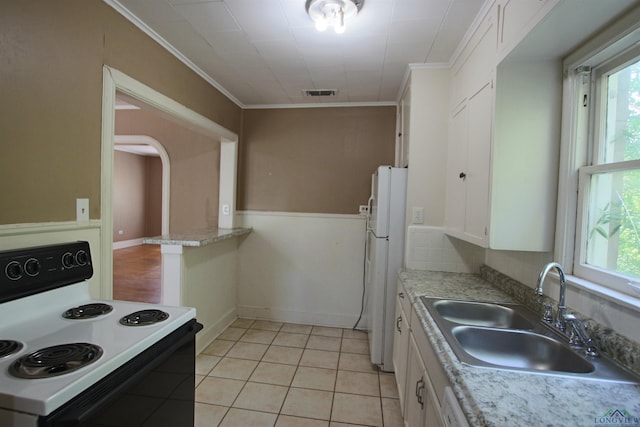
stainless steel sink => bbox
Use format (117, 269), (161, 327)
(419, 296), (639, 383)
(451, 326), (594, 373)
(432, 300), (535, 329)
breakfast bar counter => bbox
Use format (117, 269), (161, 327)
(143, 227), (252, 247)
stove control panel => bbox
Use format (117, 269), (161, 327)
(0, 241), (93, 303)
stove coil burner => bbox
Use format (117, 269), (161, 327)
(120, 309), (169, 326)
(0, 340), (23, 359)
(9, 343), (103, 379)
(62, 303), (114, 320)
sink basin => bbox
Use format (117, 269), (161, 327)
(432, 300), (535, 329)
(451, 326), (594, 373)
(419, 296), (639, 383)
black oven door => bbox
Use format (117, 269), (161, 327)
(39, 319), (202, 427)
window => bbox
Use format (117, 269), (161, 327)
(562, 22), (640, 298)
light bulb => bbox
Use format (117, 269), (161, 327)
(334, 8), (345, 33)
(315, 16), (328, 32)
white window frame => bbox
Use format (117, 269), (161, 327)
(556, 8), (640, 302)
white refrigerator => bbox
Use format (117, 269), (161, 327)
(365, 166), (407, 372)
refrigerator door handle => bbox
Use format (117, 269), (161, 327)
(365, 195), (374, 231)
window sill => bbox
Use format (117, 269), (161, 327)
(566, 274), (640, 312)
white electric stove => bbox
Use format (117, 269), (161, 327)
(0, 241), (201, 427)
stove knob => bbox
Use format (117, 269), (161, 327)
(24, 258), (41, 276)
(5, 261), (23, 280)
(62, 252), (75, 269)
(75, 250), (88, 266)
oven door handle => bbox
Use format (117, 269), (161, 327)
(40, 320), (203, 426)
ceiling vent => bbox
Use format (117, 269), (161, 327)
(303, 89), (338, 97)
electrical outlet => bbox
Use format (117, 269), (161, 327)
(412, 207), (424, 224)
(222, 204), (230, 215)
(76, 198), (89, 222)
(359, 205), (369, 215)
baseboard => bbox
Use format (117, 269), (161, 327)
(113, 238), (144, 250)
(236, 305), (363, 329)
(195, 307), (237, 354)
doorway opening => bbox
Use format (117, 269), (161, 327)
(112, 132), (169, 303)
(101, 66), (238, 301)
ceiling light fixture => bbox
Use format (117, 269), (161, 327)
(305, 0), (364, 34)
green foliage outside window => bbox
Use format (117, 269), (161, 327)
(588, 61), (640, 279)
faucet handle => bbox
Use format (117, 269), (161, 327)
(568, 326), (582, 346)
(565, 314), (599, 357)
(541, 302), (553, 323)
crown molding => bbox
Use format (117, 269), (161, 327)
(103, 0), (245, 108)
(243, 101), (397, 110)
(105, 0), (492, 111)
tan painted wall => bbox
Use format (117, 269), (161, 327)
(115, 109), (220, 233)
(239, 107), (397, 214)
(0, 1), (395, 224)
(113, 151), (146, 241)
(145, 157), (163, 236)
(113, 151), (161, 242)
(0, 0), (240, 225)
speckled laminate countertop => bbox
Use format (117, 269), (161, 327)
(143, 227), (251, 247)
(399, 269), (640, 427)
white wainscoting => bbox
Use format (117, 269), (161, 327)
(235, 211), (367, 329)
(179, 238), (239, 354)
(0, 221), (103, 297)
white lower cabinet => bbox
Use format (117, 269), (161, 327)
(404, 333), (444, 427)
(393, 292), (410, 409)
(394, 286), (465, 426)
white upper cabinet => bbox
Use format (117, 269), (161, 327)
(398, 84), (411, 168)
(463, 80), (493, 244)
(490, 60), (561, 251)
(445, 5), (498, 248)
(445, 101), (468, 239)
(497, 0), (559, 61)
(445, 1), (561, 251)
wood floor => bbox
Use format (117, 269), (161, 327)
(113, 244), (161, 303)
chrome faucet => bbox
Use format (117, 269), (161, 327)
(535, 262), (568, 332)
(535, 262), (599, 357)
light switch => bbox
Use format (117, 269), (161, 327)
(412, 207), (424, 224)
(76, 199), (89, 222)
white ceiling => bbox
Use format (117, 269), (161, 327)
(106, 0), (487, 107)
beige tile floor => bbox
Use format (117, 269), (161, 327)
(195, 319), (404, 427)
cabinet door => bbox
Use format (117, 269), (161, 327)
(425, 388), (445, 427)
(404, 334), (427, 427)
(444, 101), (468, 235)
(399, 85), (411, 168)
(404, 333), (445, 427)
(464, 79), (493, 244)
(393, 297), (410, 411)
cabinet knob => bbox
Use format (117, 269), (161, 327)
(459, 172), (467, 180)
(398, 292), (404, 299)
(396, 316), (403, 333)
